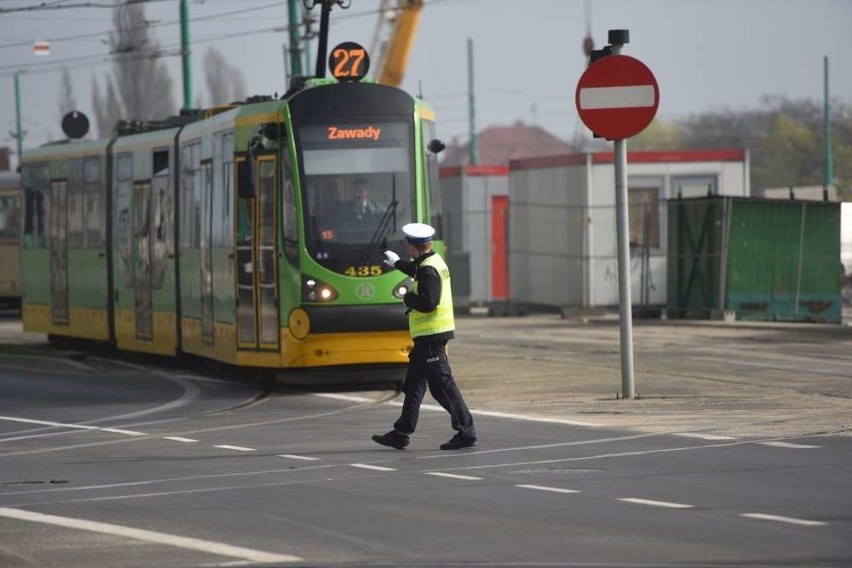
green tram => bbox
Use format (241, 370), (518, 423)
(0, 172), (22, 309)
(20, 73), (444, 383)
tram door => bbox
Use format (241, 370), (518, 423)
(133, 182), (153, 340)
(49, 180), (69, 324)
(236, 156), (279, 350)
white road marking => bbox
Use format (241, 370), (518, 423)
(757, 441), (820, 449)
(100, 428), (146, 436)
(742, 513), (826, 526)
(579, 85), (656, 110)
(313, 395), (600, 427)
(350, 463), (397, 472)
(470, 408), (599, 427)
(618, 498), (694, 509)
(424, 472), (482, 481)
(213, 445), (256, 452)
(163, 437), (198, 443)
(0, 416), (145, 437)
(0, 507), (301, 563)
(0, 416), (99, 430)
(516, 484), (580, 494)
(277, 454), (321, 461)
(312, 393), (374, 403)
(674, 433), (736, 441)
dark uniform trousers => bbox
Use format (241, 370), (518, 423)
(394, 338), (476, 439)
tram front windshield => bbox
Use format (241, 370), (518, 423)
(298, 121), (415, 275)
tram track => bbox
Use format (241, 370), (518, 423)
(0, 386), (400, 458)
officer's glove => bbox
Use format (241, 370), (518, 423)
(383, 250), (400, 267)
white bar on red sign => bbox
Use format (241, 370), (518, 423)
(579, 85), (655, 110)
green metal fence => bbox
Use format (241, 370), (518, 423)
(668, 196), (842, 323)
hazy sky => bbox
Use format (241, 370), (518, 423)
(1, 0), (850, 165)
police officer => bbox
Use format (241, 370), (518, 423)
(371, 223), (477, 450)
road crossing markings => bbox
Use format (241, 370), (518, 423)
(674, 433), (736, 441)
(424, 472), (482, 481)
(757, 441), (820, 449)
(742, 513), (827, 526)
(618, 498), (694, 509)
(0, 507), (302, 563)
(277, 454), (321, 461)
(350, 463), (397, 472)
(163, 437), (198, 443)
(516, 484), (580, 494)
(213, 445), (256, 452)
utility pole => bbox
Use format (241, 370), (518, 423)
(608, 30), (635, 399)
(13, 71), (25, 165)
(179, 0), (192, 109)
(287, 0), (303, 79)
(823, 55), (834, 201)
(467, 38), (478, 165)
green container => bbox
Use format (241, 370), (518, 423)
(668, 196), (842, 323)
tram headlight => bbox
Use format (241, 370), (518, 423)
(302, 276), (338, 303)
(393, 278), (414, 299)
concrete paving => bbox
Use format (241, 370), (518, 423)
(1, 310), (850, 440)
(449, 312), (852, 440)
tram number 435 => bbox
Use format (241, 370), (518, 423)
(345, 265), (382, 277)
(329, 41), (370, 81)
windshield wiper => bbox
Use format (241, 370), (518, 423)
(359, 175), (400, 265)
(359, 198), (397, 265)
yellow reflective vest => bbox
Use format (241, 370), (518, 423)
(408, 253), (455, 338)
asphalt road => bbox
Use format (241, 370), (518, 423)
(0, 314), (850, 567)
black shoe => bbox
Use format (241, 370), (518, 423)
(440, 433), (477, 450)
(371, 430), (409, 450)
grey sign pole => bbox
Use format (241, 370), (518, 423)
(609, 30), (635, 399)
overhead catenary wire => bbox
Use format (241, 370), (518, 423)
(0, 1), (285, 50)
(0, 0), (478, 79)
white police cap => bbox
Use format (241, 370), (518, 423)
(402, 222), (435, 244)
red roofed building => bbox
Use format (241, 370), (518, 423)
(440, 121), (574, 167)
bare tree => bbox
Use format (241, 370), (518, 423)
(202, 46), (247, 107)
(91, 76), (122, 138)
(58, 67), (77, 119)
(103, 2), (175, 122)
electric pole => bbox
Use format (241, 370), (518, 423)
(467, 38), (477, 165)
(287, 0), (303, 79)
(180, 0), (192, 109)
(13, 72), (25, 165)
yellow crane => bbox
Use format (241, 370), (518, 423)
(368, 0), (424, 87)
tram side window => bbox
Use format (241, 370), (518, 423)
(115, 153), (135, 287)
(422, 120), (443, 239)
(282, 137), (298, 266)
(84, 157), (104, 248)
(0, 196), (20, 240)
(211, 131), (235, 248)
(222, 132), (234, 247)
(179, 141), (201, 248)
(22, 165), (48, 248)
(67, 159), (85, 248)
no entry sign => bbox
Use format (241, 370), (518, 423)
(575, 54), (659, 140)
